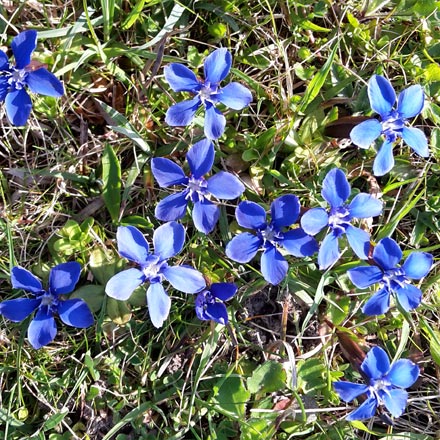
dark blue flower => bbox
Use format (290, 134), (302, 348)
(334, 346), (419, 421)
(0, 30), (64, 126)
(195, 282), (237, 325)
(164, 48), (252, 139)
(301, 168), (383, 270)
(0, 262), (93, 349)
(105, 223), (206, 328)
(350, 75), (428, 176)
(347, 237), (433, 315)
(225, 195), (318, 285)
(151, 138), (245, 234)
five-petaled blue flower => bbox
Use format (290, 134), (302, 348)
(195, 282), (237, 325)
(226, 195), (318, 285)
(334, 346), (419, 421)
(151, 138), (245, 234)
(164, 48), (253, 139)
(301, 168), (383, 270)
(105, 223), (206, 328)
(0, 30), (64, 126)
(350, 75), (428, 176)
(0, 262), (93, 349)
(347, 237), (433, 315)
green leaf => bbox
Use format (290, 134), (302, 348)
(121, 0), (146, 30)
(102, 144), (121, 224)
(429, 329), (440, 367)
(106, 297), (132, 324)
(89, 247), (123, 285)
(70, 285), (105, 313)
(213, 376), (250, 418)
(379, 434), (434, 440)
(43, 410), (68, 431)
(247, 361), (286, 394)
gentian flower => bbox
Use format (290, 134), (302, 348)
(225, 195), (318, 285)
(0, 30), (64, 126)
(334, 346), (419, 421)
(151, 138), (245, 234)
(195, 282), (237, 325)
(350, 75), (428, 176)
(105, 223), (206, 328)
(300, 168), (383, 270)
(164, 48), (253, 139)
(347, 237), (433, 315)
(0, 262), (93, 349)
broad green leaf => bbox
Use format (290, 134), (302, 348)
(122, 0), (146, 29)
(106, 297), (132, 324)
(247, 361), (286, 394)
(70, 285), (105, 313)
(89, 247), (123, 285)
(102, 144), (121, 224)
(43, 410), (68, 431)
(213, 376), (250, 418)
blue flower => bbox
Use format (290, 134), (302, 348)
(195, 282), (237, 325)
(164, 48), (253, 139)
(151, 138), (245, 234)
(0, 262), (93, 349)
(301, 168), (383, 270)
(334, 346), (419, 421)
(0, 30), (64, 126)
(225, 195), (318, 285)
(350, 75), (428, 176)
(347, 237), (433, 315)
(105, 223), (206, 328)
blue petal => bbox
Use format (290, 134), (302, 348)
(350, 119), (382, 149)
(207, 172), (244, 200)
(333, 381), (369, 402)
(321, 168), (350, 208)
(394, 284), (422, 312)
(57, 298), (93, 328)
(318, 231), (340, 270)
(0, 77), (9, 101)
(282, 228), (318, 257)
(402, 252), (433, 279)
(300, 207), (329, 235)
(401, 126), (429, 157)
(165, 97), (201, 127)
(210, 282), (237, 301)
(373, 237), (402, 270)
(373, 140), (394, 176)
(349, 193), (383, 219)
(0, 298), (40, 322)
(195, 291), (210, 321)
(26, 69), (64, 97)
(225, 233), (261, 263)
(261, 246), (288, 285)
(146, 282), (171, 328)
(11, 266), (43, 293)
(5, 88), (32, 126)
(235, 201), (267, 230)
(218, 82), (252, 110)
(105, 268), (145, 300)
(368, 75), (396, 117)
(204, 301), (229, 324)
(362, 288), (390, 315)
(203, 48), (231, 84)
(0, 50), (9, 70)
(117, 225), (150, 264)
(397, 84), (424, 119)
(162, 265), (206, 293)
(186, 138), (214, 178)
(49, 262), (81, 295)
(155, 191), (189, 221)
(345, 225), (371, 260)
(192, 200), (220, 234)
(204, 102), (226, 139)
(387, 359), (420, 388)
(270, 195), (300, 228)
(151, 158), (186, 187)
(12, 30), (37, 69)
(164, 63), (200, 92)
(153, 221), (185, 259)
(28, 305), (57, 349)
(382, 388), (408, 418)
(361, 346), (390, 380)
(347, 266), (383, 289)
(346, 396), (378, 421)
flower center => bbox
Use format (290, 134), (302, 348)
(8, 67), (28, 89)
(199, 81), (219, 104)
(382, 267), (408, 291)
(381, 110), (405, 141)
(258, 223), (283, 248)
(142, 255), (167, 283)
(369, 377), (392, 406)
(185, 176), (209, 203)
(328, 206), (351, 235)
